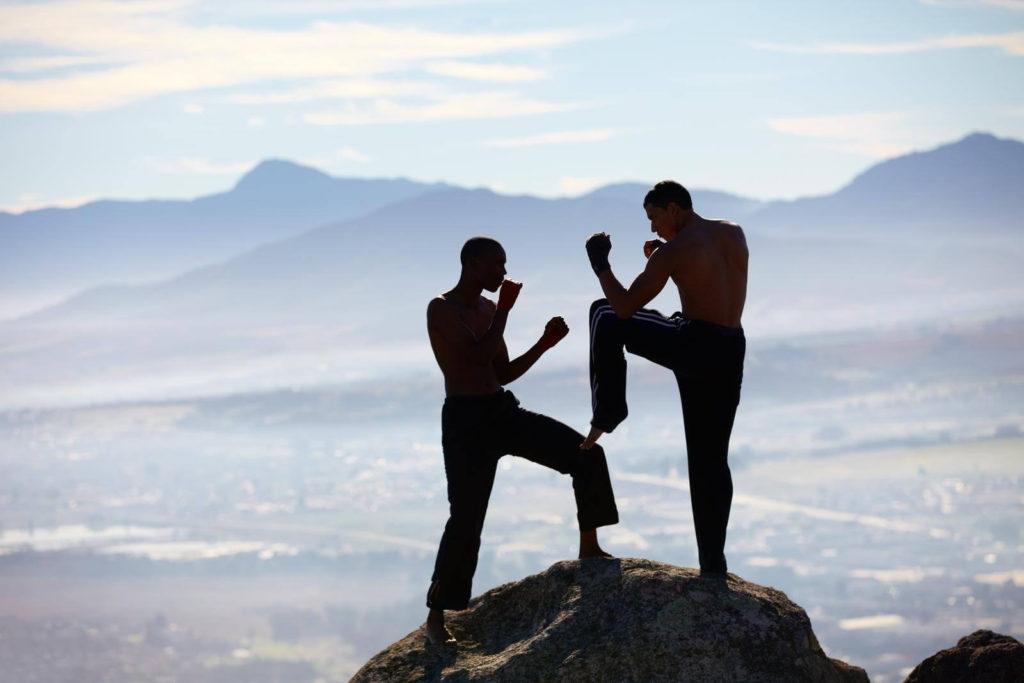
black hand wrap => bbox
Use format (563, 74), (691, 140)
(586, 233), (612, 276)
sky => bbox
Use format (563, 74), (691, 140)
(0, 0), (1022, 213)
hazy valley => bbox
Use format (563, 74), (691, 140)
(1, 133), (1022, 681)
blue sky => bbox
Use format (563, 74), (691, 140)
(0, 0), (1022, 212)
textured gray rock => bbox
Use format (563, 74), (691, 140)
(352, 557), (867, 682)
(904, 629), (1024, 683)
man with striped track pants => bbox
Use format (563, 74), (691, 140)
(580, 180), (748, 577)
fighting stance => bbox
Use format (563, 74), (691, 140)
(425, 237), (619, 646)
(581, 181), (747, 576)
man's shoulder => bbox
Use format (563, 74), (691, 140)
(708, 217), (742, 231)
(708, 219), (746, 245)
(427, 295), (456, 322)
(428, 294), (496, 317)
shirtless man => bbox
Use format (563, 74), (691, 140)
(424, 236), (619, 645)
(581, 180), (747, 577)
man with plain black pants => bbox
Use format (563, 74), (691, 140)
(581, 181), (747, 578)
(424, 236), (619, 645)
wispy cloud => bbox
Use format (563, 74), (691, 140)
(483, 128), (615, 147)
(753, 30), (1024, 56)
(837, 615), (905, 631)
(239, 0), (507, 11)
(0, 54), (119, 73)
(921, 0), (1024, 9)
(768, 112), (907, 138)
(0, 0), (583, 113)
(424, 61), (547, 82)
(559, 177), (605, 194)
(182, 103), (204, 114)
(768, 112), (915, 158)
(228, 79), (443, 104)
(146, 157), (256, 175)
(1, 193), (98, 214)
(304, 92), (580, 125)
(336, 146), (371, 162)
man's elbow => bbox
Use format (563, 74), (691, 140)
(613, 300), (639, 319)
(494, 362), (516, 385)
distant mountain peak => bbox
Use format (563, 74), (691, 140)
(919, 130), (1022, 157)
(836, 129), (1024, 198)
(232, 159), (334, 193)
(959, 131), (1001, 144)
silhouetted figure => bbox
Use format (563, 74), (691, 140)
(581, 181), (747, 576)
(425, 237), (619, 646)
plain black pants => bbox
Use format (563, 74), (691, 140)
(589, 298), (744, 573)
(427, 389), (619, 610)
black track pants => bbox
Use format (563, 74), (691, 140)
(427, 389), (619, 610)
(588, 298), (744, 573)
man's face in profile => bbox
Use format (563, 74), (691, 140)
(645, 203), (676, 241)
(473, 246), (507, 292)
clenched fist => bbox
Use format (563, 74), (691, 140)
(539, 316), (569, 350)
(496, 279), (522, 311)
(585, 232), (612, 276)
(643, 239), (665, 259)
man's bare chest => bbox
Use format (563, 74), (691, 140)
(458, 307), (493, 340)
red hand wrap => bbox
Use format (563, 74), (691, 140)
(496, 279), (522, 312)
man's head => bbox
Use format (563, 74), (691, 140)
(643, 180), (693, 241)
(460, 236), (507, 291)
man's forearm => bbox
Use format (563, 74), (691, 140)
(598, 270), (635, 318)
(500, 342), (546, 384)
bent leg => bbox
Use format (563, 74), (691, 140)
(503, 403), (619, 532)
(588, 298), (682, 433)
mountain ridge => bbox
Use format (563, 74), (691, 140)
(4, 131), (1020, 323)
(10, 130), (1024, 329)
(747, 132), (1024, 236)
(0, 161), (455, 319)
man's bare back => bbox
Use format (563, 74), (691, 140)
(650, 215), (748, 328)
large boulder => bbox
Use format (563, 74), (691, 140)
(904, 629), (1024, 683)
(352, 557), (867, 682)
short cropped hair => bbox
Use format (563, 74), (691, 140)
(460, 236), (503, 266)
(643, 180), (692, 211)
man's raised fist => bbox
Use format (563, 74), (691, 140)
(496, 279), (522, 311)
(643, 239), (665, 259)
(539, 316), (569, 349)
(586, 232), (612, 276)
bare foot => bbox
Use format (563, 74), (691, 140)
(579, 426), (604, 450)
(578, 529), (614, 559)
(426, 609), (456, 646)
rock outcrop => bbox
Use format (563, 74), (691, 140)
(352, 557), (867, 682)
(904, 629), (1024, 683)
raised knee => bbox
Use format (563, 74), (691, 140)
(590, 298), (610, 317)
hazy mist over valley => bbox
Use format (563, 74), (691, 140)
(1, 133), (1022, 681)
